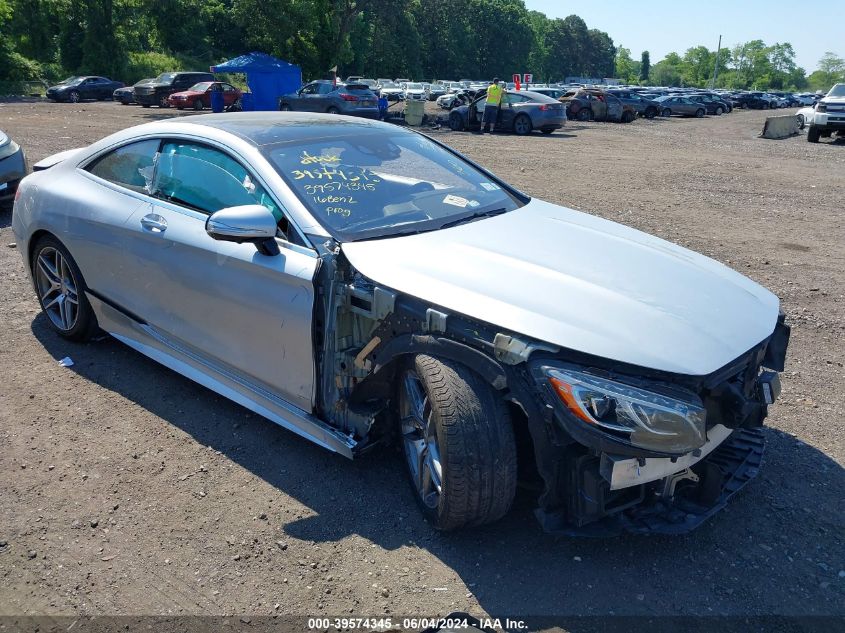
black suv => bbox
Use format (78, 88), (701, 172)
(134, 71), (215, 108)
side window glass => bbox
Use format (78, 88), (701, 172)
(86, 139), (160, 193)
(319, 83), (334, 94)
(151, 141), (288, 233)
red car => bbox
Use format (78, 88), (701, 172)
(168, 82), (241, 110)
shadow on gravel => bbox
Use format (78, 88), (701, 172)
(30, 317), (845, 620)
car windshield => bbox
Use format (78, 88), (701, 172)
(381, 82), (397, 89)
(189, 82), (213, 92)
(407, 83), (423, 90)
(263, 129), (523, 241)
(155, 73), (177, 83)
(828, 84), (845, 97)
(58, 76), (84, 86)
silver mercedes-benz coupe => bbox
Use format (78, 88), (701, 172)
(13, 113), (789, 534)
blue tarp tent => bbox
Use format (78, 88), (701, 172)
(210, 52), (302, 111)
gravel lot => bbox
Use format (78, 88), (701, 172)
(1, 101), (843, 628)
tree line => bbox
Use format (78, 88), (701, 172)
(615, 42), (844, 92)
(1, 0), (842, 93)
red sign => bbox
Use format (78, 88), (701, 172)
(513, 73), (521, 90)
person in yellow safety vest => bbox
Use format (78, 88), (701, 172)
(481, 78), (504, 133)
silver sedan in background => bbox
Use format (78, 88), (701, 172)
(13, 113), (788, 535)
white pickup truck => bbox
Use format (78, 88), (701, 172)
(807, 83), (845, 142)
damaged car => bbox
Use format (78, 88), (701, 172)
(12, 113), (789, 535)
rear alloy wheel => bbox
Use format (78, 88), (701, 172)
(448, 112), (465, 131)
(159, 96), (170, 108)
(797, 114), (805, 130)
(576, 108), (591, 121)
(68, 90), (80, 103)
(513, 114), (532, 135)
(662, 108), (672, 117)
(645, 107), (656, 119)
(327, 106), (340, 114)
(32, 236), (98, 341)
(193, 99), (203, 111)
(695, 108), (705, 118)
(715, 106), (724, 115)
(762, 102), (770, 110)
(397, 355), (517, 530)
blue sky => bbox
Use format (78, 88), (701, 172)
(523, 1), (840, 72)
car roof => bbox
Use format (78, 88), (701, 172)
(167, 112), (405, 147)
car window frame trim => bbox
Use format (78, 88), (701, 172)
(77, 133), (317, 258)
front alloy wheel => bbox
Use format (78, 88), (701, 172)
(397, 355), (517, 530)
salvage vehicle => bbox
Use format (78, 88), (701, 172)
(0, 129), (26, 206)
(806, 83), (845, 143)
(687, 93), (730, 115)
(606, 89), (660, 119)
(796, 105), (815, 130)
(558, 88), (633, 122)
(403, 82), (428, 101)
(449, 90), (566, 134)
(134, 71), (215, 108)
(13, 113), (789, 535)
(113, 78), (154, 105)
(168, 81), (241, 110)
(654, 96), (706, 118)
(278, 81), (378, 117)
(376, 81), (404, 101)
(46, 76), (124, 103)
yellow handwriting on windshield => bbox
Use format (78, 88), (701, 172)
(300, 151), (341, 165)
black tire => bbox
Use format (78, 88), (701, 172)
(159, 96), (170, 108)
(807, 126), (820, 143)
(742, 102), (748, 109)
(68, 90), (80, 103)
(327, 106), (340, 114)
(397, 355), (517, 530)
(821, 130), (833, 138)
(193, 99), (203, 111)
(448, 112), (465, 131)
(279, 103), (291, 111)
(695, 108), (705, 118)
(31, 235), (98, 341)
(715, 106), (724, 115)
(540, 127), (554, 134)
(141, 104), (151, 108)
(797, 114), (805, 130)
(621, 110), (635, 123)
(762, 102), (770, 110)
(645, 107), (656, 119)
(662, 108), (672, 117)
(576, 108), (591, 121)
(513, 114), (532, 135)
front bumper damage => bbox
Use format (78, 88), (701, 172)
(525, 316), (789, 535)
(537, 427), (765, 536)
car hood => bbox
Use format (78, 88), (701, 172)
(341, 198), (780, 376)
(171, 91), (200, 97)
(821, 96), (845, 104)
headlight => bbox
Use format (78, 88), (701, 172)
(816, 103), (827, 112)
(544, 367), (706, 454)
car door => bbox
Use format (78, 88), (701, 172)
(317, 82), (337, 112)
(295, 83), (319, 111)
(221, 83), (239, 106)
(124, 139), (318, 411)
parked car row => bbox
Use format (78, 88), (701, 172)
(45, 71), (242, 112)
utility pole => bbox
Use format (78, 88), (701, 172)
(711, 34), (722, 89)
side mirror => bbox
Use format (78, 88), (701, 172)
(206, 205), (280, 256)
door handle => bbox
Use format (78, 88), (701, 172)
(140, 213), (167, 233)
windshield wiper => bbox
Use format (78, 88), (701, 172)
(436, 207), (508, 231)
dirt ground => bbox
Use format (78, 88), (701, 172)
(0, 101), (843, 629)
